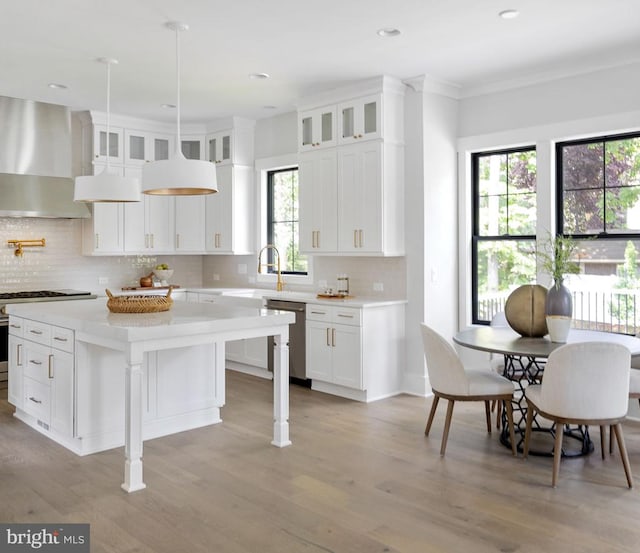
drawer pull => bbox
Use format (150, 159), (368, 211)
(310, 310), (326, 315)
(29, 329), (44, 335)
(53, 336), (68, 342)
(28, 397), (42, 404)
(29, 359), (43, 365)
(337, 314), (354, 319)
(10, 323), (21, 329)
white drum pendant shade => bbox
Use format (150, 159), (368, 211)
(74, 58), (141, 203)
(74, 170), (140, 202)
(142, 21), (217, 196)
(142, 152), (217, 195)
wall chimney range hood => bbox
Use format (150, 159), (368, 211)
(0, 96), (90, 218)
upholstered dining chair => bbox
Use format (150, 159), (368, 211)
(489, 311), (508, 429)
(420, 323), (517, 457)
(609, 369), (640, 454)
(523, 342), (633, 488)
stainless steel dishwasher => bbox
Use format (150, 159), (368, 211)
(265, 299), (308, 386)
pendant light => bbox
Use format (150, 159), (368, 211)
(74, 58), (141, 203)
(142, 22), (217, 195)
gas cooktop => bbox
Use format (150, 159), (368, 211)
(0, 290), (95, 302)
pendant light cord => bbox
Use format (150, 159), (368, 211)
(175, 25), (181, 148)
(105, 60), (111, 171)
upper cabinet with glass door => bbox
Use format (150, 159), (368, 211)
(298, 106), (337, 152)
(181, 135), (205, 160)
(207, 130), (232, 166)
(92, 124), (124, 165)
(124, 130), (174, 165)
(338, 94), (382, 145)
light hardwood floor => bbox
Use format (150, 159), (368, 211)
(2, 371), (640, 553)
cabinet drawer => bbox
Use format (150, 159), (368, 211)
(333, 307), (361, 327)
(306, 304), (332, 323)
(23, 342), (52, 384)
(8, 316), (23, 337)
(51, 326), (74, 353)
(23, 377), (51, 424)
(23, 320), (51, 346)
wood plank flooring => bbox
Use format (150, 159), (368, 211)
(2, 371), (640, 552)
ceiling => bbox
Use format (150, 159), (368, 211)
(3, 0), (640, 124)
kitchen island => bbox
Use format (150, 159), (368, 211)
(6, 298), (294, 493)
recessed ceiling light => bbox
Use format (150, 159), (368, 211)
(377, 28), (400, 37)
(249, 73), (270, 80)
(498, 9), (519, 19)
(161, 103), (176, 109)
(48, 83), (68, 89)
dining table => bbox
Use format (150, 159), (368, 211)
(453, 326), (640, 456)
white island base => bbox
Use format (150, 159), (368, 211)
(7, 299), (294, 493)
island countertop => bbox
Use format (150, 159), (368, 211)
(6, 297), (295, 344)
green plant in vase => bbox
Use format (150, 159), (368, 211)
(537, 234), (581, 342)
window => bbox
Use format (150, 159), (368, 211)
(557, 132), (640, 333)
(472, 147), (537, 324)
(266, 167), (307, 275)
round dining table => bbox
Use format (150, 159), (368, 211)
(453, 327), (640, 456)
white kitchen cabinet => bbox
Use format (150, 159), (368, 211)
(205, 165), (253, 254)
(299, 149), (338, 253)
(175, 196), (206, 252)
(125, 129), (173, 165)
(207, 130), (232, 165)
(92, 124), (124, 164)
(306, 301), (405, 402)
(298, 106), (337, 152)
(297, 76), (405, 257)
(8, 317), (24, 408)
(181, 135), (205, 160)
(338, 94), (382, 145)
(306, 305), (363, 389)
(9, 317), (74, 437)
(80, 163), (125, 255)
(124, 165), (175, 254)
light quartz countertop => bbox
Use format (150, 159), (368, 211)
(6, 298), (294, 343)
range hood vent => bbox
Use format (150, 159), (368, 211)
(0, 96), (90, 218)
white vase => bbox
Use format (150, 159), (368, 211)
(546, 315), (571, 343)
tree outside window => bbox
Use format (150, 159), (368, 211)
(267, 167), (307, 274)
(472, 147), (537, 323)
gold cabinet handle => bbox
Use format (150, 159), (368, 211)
(17, 343), (22, 366)
(48, 354), (54, 379)
(353, 230), (358, 248)
(359, 229), (363, 248)
(332, 328), (336, 347)
(316, 230), (320, 249)
(326, 327), (331, 347)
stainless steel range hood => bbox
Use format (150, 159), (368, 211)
(0, 96), (90, 218)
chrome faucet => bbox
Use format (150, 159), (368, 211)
(257, 244), (284, 291)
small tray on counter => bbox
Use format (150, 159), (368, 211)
(316, 293), (354, 299)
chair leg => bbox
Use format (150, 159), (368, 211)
(599, 426), (606, 460)
(523, 405), (534, 459)
(609, 424), (614, 455)
(440, 400), (455, 456)
(612, 423), (634, 489)
(504, 400), (517, 456)
(496, 400), (502, 431)
(484, 400), (492, 433)
(425, 395), (440, 436)
(552, 424), (564, 488)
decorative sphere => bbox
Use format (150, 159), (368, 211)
(504, 284), (548, 337)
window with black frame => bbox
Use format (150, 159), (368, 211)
(266, 167), (307, 275)
(557, 132), (640, 334)
(472, 147), (537, 324)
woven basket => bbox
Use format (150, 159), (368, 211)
(106, 287), (173, 314)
